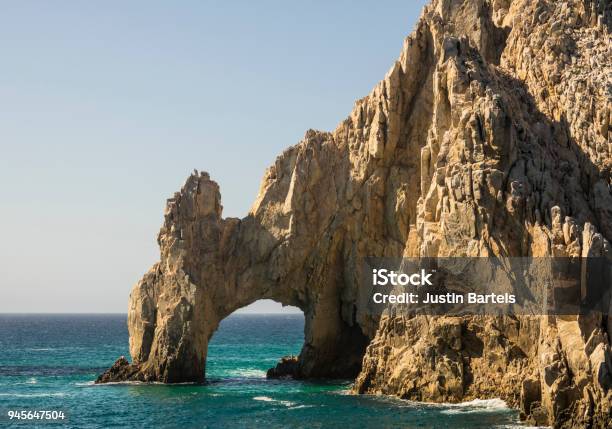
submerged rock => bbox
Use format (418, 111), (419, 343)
(101, 0), (612, 426)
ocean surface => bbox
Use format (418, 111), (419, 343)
(0, 314), (525, 428)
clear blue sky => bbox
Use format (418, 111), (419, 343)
(0, 0), (428, 313)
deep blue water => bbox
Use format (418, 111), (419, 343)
(0, 314), (523, 428)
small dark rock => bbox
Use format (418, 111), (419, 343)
(95, 356), (142, 383)
(266, 356), (300, 379)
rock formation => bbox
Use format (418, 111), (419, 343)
(99, 0), (612, 427)
(266, 356), (300, 379)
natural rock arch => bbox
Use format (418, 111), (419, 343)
(105, 166), (372, 383)
(99, 0), (612, 426)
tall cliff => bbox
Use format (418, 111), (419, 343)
(99, 0), (612, 427)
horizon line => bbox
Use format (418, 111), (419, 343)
(0, 311), (304, 315)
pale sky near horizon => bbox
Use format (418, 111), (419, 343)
(0, 0), (428, 313)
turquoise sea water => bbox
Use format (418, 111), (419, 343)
(0, 314), (524, 428)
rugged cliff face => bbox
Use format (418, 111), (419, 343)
(99, 0), (612, 427)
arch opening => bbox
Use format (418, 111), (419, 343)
(206, 300), (304, 381)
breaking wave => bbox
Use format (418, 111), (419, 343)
(227, 368), (266, 378)
(253, 396), (296, 407)
(439, 398), (509, 414)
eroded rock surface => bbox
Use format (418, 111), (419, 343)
(99, 0), (612, 426)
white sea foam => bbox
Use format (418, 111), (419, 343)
(447, 398), (509, 409)
(253, 396), (274, 402)
(90, 381), (157, 386)
(227, 368), (266, 378)
(439, 398), (509, 414)
(368, 394), (511, 413)
(26, 348), (55, 351)
(0, 393), (67, 398)
(88, 380), (199, 386)
(90, 381), (149, 386)
(253, 396), (296, 407)
(288, 404), (314, 410)
(501, 426), (551, 429)
(5, 378), (39, 386)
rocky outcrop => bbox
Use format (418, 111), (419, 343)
(99, 0), (612, 426)
(266, 356), (300, 379)
(96, 356), (141, 383)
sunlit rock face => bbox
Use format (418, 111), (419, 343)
(99, 0), (612, 426)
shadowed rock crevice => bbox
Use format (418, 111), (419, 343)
(99, 0), (611, 427)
